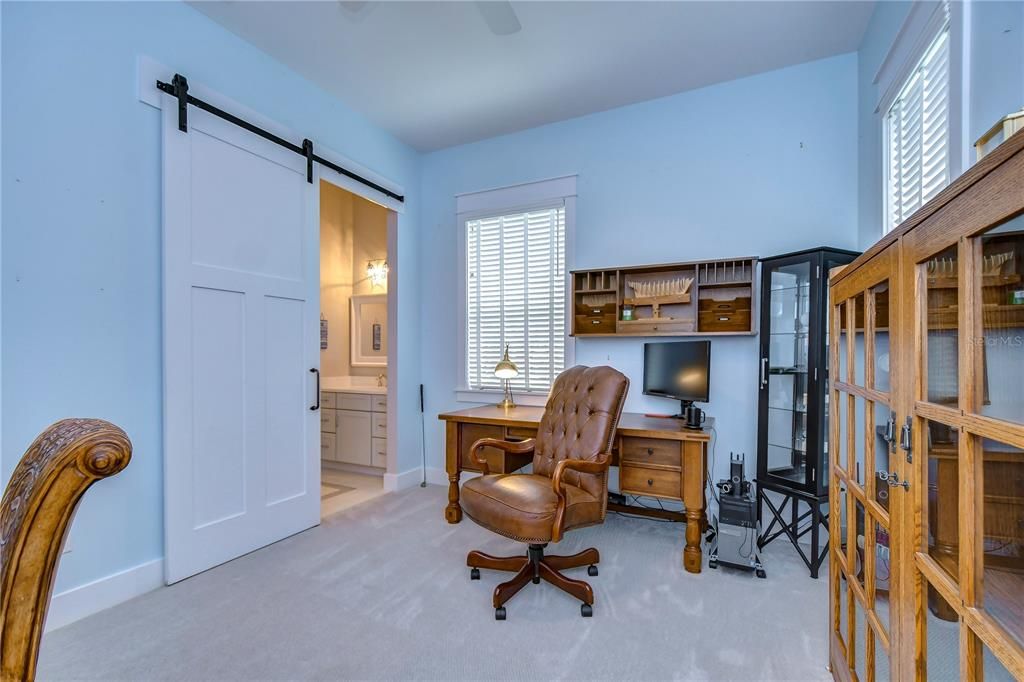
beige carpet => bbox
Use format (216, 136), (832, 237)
(39, 485), (835, 681)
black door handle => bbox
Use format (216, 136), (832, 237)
(310, 368), (320, 411)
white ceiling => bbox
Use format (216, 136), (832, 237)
(191, 1), (875, 151)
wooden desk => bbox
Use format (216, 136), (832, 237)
(438, 405), (712, 573)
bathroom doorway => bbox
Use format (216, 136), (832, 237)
(317, 179), (395, 518)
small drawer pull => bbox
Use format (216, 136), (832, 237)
(591, 320), (601, 325)
(647, 479), (654, 486)
(646, 448), (654, 455)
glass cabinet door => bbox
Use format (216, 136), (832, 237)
(762, 258), (813, 488)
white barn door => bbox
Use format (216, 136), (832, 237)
(162, 95), (319, 583)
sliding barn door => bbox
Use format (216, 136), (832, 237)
(829, 243), (903, 681)
(162, 96), (320, 583)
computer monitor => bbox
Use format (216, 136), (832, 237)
(643, 341), (711, 413)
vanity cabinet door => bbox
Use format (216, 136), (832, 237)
(335, 409), (372, 466)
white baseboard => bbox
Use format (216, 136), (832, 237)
(45, 558), (163, 632)
(384, 466), (427, 491)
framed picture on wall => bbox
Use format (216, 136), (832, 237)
(351, 293), (387, 367)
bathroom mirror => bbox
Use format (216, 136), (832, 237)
(350, 294), (387, 367)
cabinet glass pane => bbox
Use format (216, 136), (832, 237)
(926, 418), (960, 582)
(838, 564), (850, 651)
(874, 518), (891, 634)
(875, 636), (890, 681)
(854, 292), (866, 386)
(854, 604), (867, 682)
(766, 261), (811, 485)
(873, 282), (891, 392)
(924, 588), (960, 680)
(976, 214), (1024, 426)
(853, 397), (866, 486)
(873, 401), (892, 506)
(854, 499), (867, 592)
(768, 262), (810, 370)
(838, 301), (849, 384)
(980, 436), (1024, 648)
(984, 643), (1017, 682)
(925, 245), (959, 405)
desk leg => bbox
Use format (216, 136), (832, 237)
(682, 441), (707, 574)
(445, 422), (463, 523)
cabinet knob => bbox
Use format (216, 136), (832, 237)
(647, 479), (654, 486)
(646, 448), (654, 455)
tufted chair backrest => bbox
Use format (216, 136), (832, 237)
(532, 366), (629, 504)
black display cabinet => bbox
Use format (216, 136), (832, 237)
(755, 247), (859, 578)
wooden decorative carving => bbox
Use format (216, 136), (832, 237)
(0, 419), (132, 682)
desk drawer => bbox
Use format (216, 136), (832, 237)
(320, 409), (337, 434)
(506, 426), (538, 441)
(620, 465), (681, 500)
(321, 392), (337, 409)
(620, 437), (679, 468)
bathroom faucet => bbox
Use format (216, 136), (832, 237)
(377, 373), (386, 388)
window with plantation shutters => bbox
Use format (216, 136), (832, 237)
(466, 205), (566, 393)
(884, 21), (950, 233)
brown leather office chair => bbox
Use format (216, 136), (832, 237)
(460, 365), (628, 620)
(1, 419), (132, 682)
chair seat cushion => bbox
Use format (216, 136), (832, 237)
(461, 473), (602, 543)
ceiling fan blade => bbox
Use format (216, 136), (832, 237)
(475, 1), (522, 36)
(338, 1), (376, 23)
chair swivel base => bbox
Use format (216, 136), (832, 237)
(468, 544), (599, 620)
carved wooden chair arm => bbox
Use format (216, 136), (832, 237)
(467, 437), (536, 475)
(1, 419), (132, 682)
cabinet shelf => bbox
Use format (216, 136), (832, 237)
(623, 294), (692, 306)
(571, 256), (757, 337)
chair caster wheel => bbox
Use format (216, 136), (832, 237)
(709, 560), (719, 569)
(470, 568), (480, 580)
(495, 607), (506, 621)
(587, 565), (598, 577)
(756, 568), (767, 579)
(581, 603), (593, 618)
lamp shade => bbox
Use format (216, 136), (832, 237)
(493, 344), (519, 379)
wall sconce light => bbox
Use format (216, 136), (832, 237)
(367, 259), (389, 287)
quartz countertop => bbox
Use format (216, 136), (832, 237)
(321, 376), (387, 395)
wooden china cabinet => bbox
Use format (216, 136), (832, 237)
(828, 128), (1024, 681)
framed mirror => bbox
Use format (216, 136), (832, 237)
(350, 293), (387, 367)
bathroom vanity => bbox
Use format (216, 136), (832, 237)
(320, 377), (387, 470)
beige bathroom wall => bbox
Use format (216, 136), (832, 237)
(319, 181), (388, 378)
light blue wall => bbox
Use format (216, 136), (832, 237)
(1, 1), (420, 593)
(418, 54), (860, 485)
(856, 0), (1024, 249)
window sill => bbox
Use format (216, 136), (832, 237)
(455, 389), (550, 407)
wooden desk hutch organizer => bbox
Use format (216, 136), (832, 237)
(827, 129), (1024, 681)
(571, 257), (757, 337)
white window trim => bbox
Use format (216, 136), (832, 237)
(456, 175), (576, 406)
(875, 0), (968, 234)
